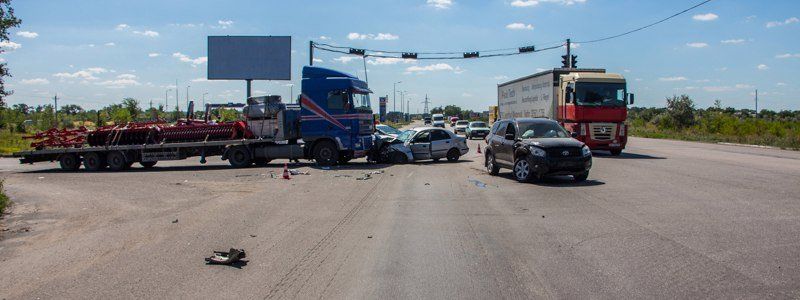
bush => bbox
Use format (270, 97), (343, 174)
(0, 180), (9, 215)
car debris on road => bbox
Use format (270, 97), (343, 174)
(205, 248), (247, 266)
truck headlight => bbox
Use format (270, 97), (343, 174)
(581, 145), (592, 157)
(530, 146), (546, 157)
(619, 123), (626, 136)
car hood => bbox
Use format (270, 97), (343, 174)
(521, 138), (584, 148)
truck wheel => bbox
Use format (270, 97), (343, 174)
(485, 153), (499, 175)
(314, 141), (339, 166)
(574, 171), (589, 182)
(228, 146), (252, 168)
(59, 154), (80, 171)
(140, 161), (157, 168)
(446, 148), (460, 162)
(513, 157), (536, 183)
(107, 151), (128, 171)
(610, 149), (622, 156)
(83, 152), (106, 171)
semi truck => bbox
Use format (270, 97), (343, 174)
(497, 68), (634, 155)
(14, 66), (376, 170)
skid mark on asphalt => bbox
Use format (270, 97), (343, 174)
(264, 172), (386, 299)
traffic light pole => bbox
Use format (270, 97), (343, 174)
(566, 38), (572, 68)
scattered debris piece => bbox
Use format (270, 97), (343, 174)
(541, 215), (546, 218)
(356, 173), (372, 180)
(321, 166), (331, 170)
(334, 174), (352, 178)
(367, 235), (373, 239)
(424, 183), (430, 186)
(468, 178), (488, 188)
(172, 219), (179, 223)
(205, 248), (247, 266)
(249, 234), (257, 238)
(289, 169), (310, 175)
(37, 177), (44, 180)
(368, 170), (384, 175)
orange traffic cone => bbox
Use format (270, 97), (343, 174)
(476, 145), (482, 154)
(282, 163), (291, 180)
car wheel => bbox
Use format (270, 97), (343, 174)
(610, 149), (622, 156)
(574, 171), (589, 182)
(228, 146), (252, 168)
(446, 148), (460, 162)
(485, 153), (499, 175)
(58, 153), (80, 171)
(314, 140), (339, 166)
(82, 152), (106, 171)
(513, 157), (536, 182)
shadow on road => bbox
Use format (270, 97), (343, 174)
(593, 152), (665, 160)
(498, 173), (605, 187)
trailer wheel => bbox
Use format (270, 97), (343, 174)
(107, 151), (128, 171)
(314, 140), (339, 166)
(83, 152), (106, 171)
(59, 154), (80, 171)
(140, 161), (157, 168)
(228, 146), (252, 168)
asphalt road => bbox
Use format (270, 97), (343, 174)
(1, 122), (799, 298)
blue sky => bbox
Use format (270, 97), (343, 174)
(2, 0), (799, 112)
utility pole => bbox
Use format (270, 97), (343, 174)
(393, 81), (401, 112)
(53, 93), (58, 128)
(566, 38), (572, 68)
(175, 79), (179, 120)
(422, 94), (431, 115)
(755, 89), (758, 118)
(309, 41), (314, 66)
(186, 85), (191, 111)
(165, 89), (171, 113)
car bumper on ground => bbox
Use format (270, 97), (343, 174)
(529, 155), (592, 177)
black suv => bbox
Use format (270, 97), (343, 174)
(484, 118), (592, 182)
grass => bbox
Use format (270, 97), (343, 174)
(0, 130), (30, 155)
(629, 122), (800, 150)
(0, 180), (9, 215)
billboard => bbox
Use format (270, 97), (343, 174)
(207, 36), (291, 80)
(379, 96), (387, 122)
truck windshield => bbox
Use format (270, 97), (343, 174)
(351, 92), (371, 111)
(576, 82), (626, 107)
(518, 122), (570, 139)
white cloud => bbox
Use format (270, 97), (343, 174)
(148, 53), (161, 57)
(116, 74), (137, 80)
(97, 78), (140, 88)
(757, 64), (769, 70)
(735, 83), (753, 89)
(427, 0), (453, 9)
(374, 33), (399, 40)
(172, 52), (207, 65)
(133, 30), (159, 37)
(16, 31), (38, 39)
(53, 67), (108, 80)
(405, 63), (461, 74)
(511, 0), (586, 7)
(686, 42), (709, 48)
(20, 78), (49, 85)
(367, 57), (416, 65)
(703, 84), (753, 92)
(104, 42), (116, 46)
(333, 56), (358, 64)
(720, 39), (745, 44)
(0, 41), (22, 50)
(461, 92), (473, 97)
(506, 23), (534, 30)
(217, 20), (234, 29)
(775, 53), (800, 59)
(766, 17), (798, 28)
(347, 32), (399, 40)
(692, 13), (718, 21)
(115, 24), (129, 31)
(776, 82), (787, 87)
(191, 78), (210, 82)
(319, 36), (331, 40)
(659, 76), (688, 82)
(312, 58), (323, 63)
(493, 75), (509, 80)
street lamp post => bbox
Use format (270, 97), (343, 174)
(165, 89), (171, 113)
(393, 81), (401, 112)
(186, 85), (191, 111)
(202, 92), (208, 118)
(287, 84), (294, 103)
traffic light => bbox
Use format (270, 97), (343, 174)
(571, 55), (578, 68)
(561, 55), (569, 68)
(349, 48), (366, 56)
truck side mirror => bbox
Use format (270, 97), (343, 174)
(629, 93), (635, 105)
(571, 132), (578, 138)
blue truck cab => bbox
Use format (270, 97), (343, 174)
(299, 66), (375, 165)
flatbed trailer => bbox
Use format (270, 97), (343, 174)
(14, 137), (306, 171)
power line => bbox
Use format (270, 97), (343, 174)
(575, 0), (713, 44)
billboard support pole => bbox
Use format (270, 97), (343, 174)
(309, 41), (314, 66)
(246, 79), (252, 99)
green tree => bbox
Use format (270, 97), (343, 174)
(443, 105), (462, 118)
(0, 0), (21, 106)
(60, 104), (83, 115)
(121, 97), (141, 120)
(665, 94), (695, 128)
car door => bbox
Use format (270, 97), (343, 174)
(409, 130), (432, 160)
(498, 121), (517, 164)
(490, 121), (510, 165)
(429, 129), (453, 158)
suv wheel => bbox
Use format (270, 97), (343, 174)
(513, 157), (537, 182)
(574, 171), (589, 182)
(485, 153), (499, 175)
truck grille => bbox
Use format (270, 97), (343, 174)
(589, 123), (617, 141)
(546, 147), (582, 157)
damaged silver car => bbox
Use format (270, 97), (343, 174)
(379, 127), (469, 163)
